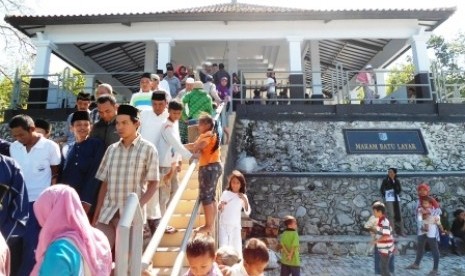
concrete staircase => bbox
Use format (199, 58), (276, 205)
(148, 164), (202, 275)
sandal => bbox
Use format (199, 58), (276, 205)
(427, 270), (439, 276)
(165, 226), (178, 234)
(406, 263), (419, 270)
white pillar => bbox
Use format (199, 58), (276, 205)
(32, 38), (56, 76)
(375, 71), (386, 99)
(156, 38), (174, 71)
(227, 41), (238, 74)
(410, 33), (431, 74)
(310, 40), (322, 95)
(286, 36), (303, 72)
(84, 74), (95, 94)
(144, 41), (156, 72)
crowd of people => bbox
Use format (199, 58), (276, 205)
(364, 169), (465, 276)
(0, 61), (296, 275)
(0, 63), (464, 276)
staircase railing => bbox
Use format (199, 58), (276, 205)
(141, 159), (199, 271)
(115, 193), (144, 276)
(169, 103), (225, 276)
(141, 103), (225, 275)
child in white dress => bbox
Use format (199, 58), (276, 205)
(218, 170), (251, 258)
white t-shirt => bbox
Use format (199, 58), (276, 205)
(219, 190), (251, 227)
(265, 77), (275, 94)
(229, 262), (264, 276)
(139, 109), (168, 146)
(10, 137), (61, 201)
(158, 119), (192, 167)
(159, 80), (171, 95)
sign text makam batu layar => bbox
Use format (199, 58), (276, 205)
(343, 129), (427, 154)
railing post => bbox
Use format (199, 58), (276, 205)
(115, 193), (143, 276)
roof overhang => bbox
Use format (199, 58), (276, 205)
(3, 3), (457, 99)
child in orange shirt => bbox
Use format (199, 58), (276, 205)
(187, 113), (222, 235)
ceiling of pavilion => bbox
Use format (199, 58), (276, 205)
(5, 2), (456, 94)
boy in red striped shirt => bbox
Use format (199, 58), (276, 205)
(372, 204), (395, 276)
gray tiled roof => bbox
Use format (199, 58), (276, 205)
(5, 2), (456, 27)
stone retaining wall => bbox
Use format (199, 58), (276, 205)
(246, 176), (464, 236)
(233, 118), (465, 237)
(235, 119), (465, 172)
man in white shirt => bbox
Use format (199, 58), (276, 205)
(157, 100), (193, 217)
(156, 69), (172, 96)
(9, 114), (61, 276)
(139, 91), (168, 235)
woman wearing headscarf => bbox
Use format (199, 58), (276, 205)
(380, 168), (405, 236)
(31, 184), (112, 276)
(406, 183), (441, 276)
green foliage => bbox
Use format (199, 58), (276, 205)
(60, 69), (86, 95)
(428, 33), (465, 99)
(386, 32), (465, 99)
(0, 68), (30, 122)
(385, 57), (415, 95)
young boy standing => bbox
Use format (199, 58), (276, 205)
(372, 204), (395, 276)
(280, 215), (301, 276)
(158, 100), (192, 216)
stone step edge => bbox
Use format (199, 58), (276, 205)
(299, 235), (417, 243)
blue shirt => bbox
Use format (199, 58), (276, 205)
(0, 154), (29, 239)
(40, 239), (82, 276)
(61, 138), (105, 205)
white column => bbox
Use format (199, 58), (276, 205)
(286, 36), (303, 73)
(227, 41), (238, 74)
(84, 74), (95, 94)
(156, 38), (174, 71)
(144, 41), (156, 72)
(410, 33), (431, 74)
(310, 40), (322, 95)
(375, 71), (386, 99)
(32, 37), (56, 76)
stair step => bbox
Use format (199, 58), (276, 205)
(300, 235), (418, 256)
(168, 213), (205, 229)
(158, 229), (194, 247)
(175, 199), (203, 214)
(181, 188), (199, 200)
(148, 267), (189, 276)
(152, 247), (189, 267)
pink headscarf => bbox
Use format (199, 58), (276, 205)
(417, 182), (439, 209)
(31, 185), (112, 276)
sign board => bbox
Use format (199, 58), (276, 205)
(343, 129), (428, 154)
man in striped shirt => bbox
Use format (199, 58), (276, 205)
(92, 104), (160, 250)
(372, 204), (395, 276)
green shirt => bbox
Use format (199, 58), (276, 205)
(280, 229), (300, 267)
(181, 88), (213, 120)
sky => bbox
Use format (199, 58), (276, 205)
(19, 0), (465, 72)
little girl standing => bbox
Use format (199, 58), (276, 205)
(218, 170), (251, 258)
(187, 113), (222, 235)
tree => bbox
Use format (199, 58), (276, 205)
(385, 33), (465, 99)
(60, 69), (86, 96)
(0, 0), (35, 79)
(428, 33), (465, 100)
(385, 56), (415, 95)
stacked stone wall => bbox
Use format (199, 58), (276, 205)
(233, 119), (465, 235)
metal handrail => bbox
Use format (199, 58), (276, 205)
(170, 198), (202, 276)
(115, 193), (144, 276)
(141, 103), (225, 274)
(141, 159), (199, 270)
